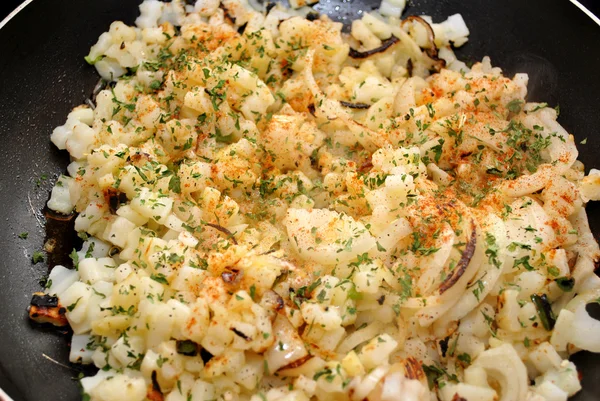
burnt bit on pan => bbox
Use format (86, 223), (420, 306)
(44, 208), (78, 269)
(28, 292), (68, 327)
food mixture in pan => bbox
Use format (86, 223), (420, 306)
(30, 0), (600, 400)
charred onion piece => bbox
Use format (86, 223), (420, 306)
(406, 58), (414, 76)
(402, 16), (437, 57)
(306, 11), (320, 21)
(237, 22), (248, 35)
(176, 340), (199, 356)
(531, 293), (556, 330)
(265, 2), (277, 13)
(31, 293), (59, 307)
(348, 35), (400, 59)
(28, 292), (68, 326)
(147, 371), (164, 401)
(401, 16), (445, 72)
(340, 100), (371, 109)
(439, 222), (477, 294)
(205, 223), (238, 245)
(231, 327), (251, 341)
(105, 189), (128, 214)
(219, 2), (236, 24)
(200, 348), (213, 364)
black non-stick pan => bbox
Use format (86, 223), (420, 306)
(1, 0), (599, 400)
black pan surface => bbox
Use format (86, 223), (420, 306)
(0, 1), (599, 400)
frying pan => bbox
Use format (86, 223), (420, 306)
(1, 0), (599, 400)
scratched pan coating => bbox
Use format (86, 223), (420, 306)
(0, 0), (599, 400)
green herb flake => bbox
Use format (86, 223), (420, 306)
(32, 250), (45, 264)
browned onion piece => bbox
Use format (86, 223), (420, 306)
(221, 269), (241, 283)
(439, 222), (477, 294)
(206, 222), (238, 245)
(358, 158), (373, 173)
(348, 35), (400, 59)
(261, 289), (285, 311)
(567, 250), (579, 271)
(403, 356), (426, 381)
(280, 354), (312, 370)
(340, 100), (371, 109)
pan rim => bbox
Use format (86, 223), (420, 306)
(0, 386), (13, 401)
(0, 1), (598, 401)
(0, 0), (599, 31)
(0, 0), (34, 30)
(571, 0), (600, 25)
